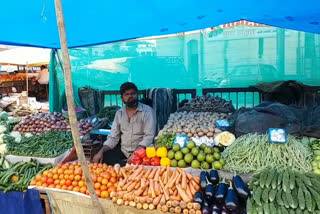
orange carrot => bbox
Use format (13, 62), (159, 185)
(144, 168), (152, 178)
(175, 172), (182, 185)
(130, 166), (143, 181)
(159, 194), (166, 206)
(169, 189), (174, 195)
(174, 189), (178, 196)
(186, 172), (193, 181)
(135, 170), (145, 182)
(154, 181), (161, 196)
(163, 171), (168, 185)
(176, 184), (191, 202)
(191, 180), (200, 190)
(153, 194), (162, 206)
(159, 166), (166, 176)
(189, 182), (196, 195)
(154, 168), (160, 182)
(159, 178), (170, 201)
(193, 177), (200, 184)
(150, 179), (156, 198)
(120, 168), (127, 179)
(134, 181), (141, 190)
(181, 170), (187, 190)
(122, 181), (133, 191)
(127, 181), (138, 192)
(185, 184), (193, 201)
(148, 168), (157, 179)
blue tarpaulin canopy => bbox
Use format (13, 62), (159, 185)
(1, 0), (320, 48)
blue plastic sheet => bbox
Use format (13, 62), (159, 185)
(0, 189), (43, 214)
(0, 0), (319, 48)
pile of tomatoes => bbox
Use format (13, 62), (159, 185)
(30, 162), (118, 198)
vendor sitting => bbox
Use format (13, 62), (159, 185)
(93, 82), (156, 166)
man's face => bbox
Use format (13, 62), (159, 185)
(121, 89), (138, 104)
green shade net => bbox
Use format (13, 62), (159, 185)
(49, 22), (320, 112)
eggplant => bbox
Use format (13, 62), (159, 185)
(200, 171), (208, 191)
(205, 184), (215, 202)
(221, 210), (229, 214)
(215, 183), (228, 202)
(194, 191), (204, 204)
(233, 175), (250, 199)
(225, 187), (239, 211)
(202, 195), (210, 207)
(202, 206), (212, 214)
(208, 170), (220, 185)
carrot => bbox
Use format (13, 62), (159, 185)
(186, 172), (193, 181)
(174, 189), (178, 196)
(176, 184), (191, 202)
(148, 168), (157, 179)
(180, 201), (187, 209)
(124, 201), (129, 206)
(161, 172), (166, 182)
(169, 189), (174, 195)
(162, 205), (168, 212)
(185, 184), (193, 201)
(136, 203), (142, 209)
(146, 197), (153, 204)
(168, 171), (179, 188)
(143, 186), (149, 196)
(189, 182), (197, 195)
(172, 185), (177, 192)
(191, 180), (199, 190)
(134, 197), (140, 203)
(130, 166), (143, 181)
(159, 178), (170, 201)
(193, 203), (201, 210)
(116, 199), (124, 205)
(159, 166), (166, 176)
(129, 201), (136, 207)
(120, 168), (127, 179)
(135, 170), (145, 182)
(187, 202), (193, 209)
(166, 200), (173, 207)
(143, 203), (149, 210)
(134, 181), (141, 190)
(122, 181), (133, 191)
(119, 177), (128, 187)
(150, 179), (156, 198)
(183, 208), (189, 214)
(153, 194), (162, 206)
(169, 207), (175, 213)
(112, 197), (117, 203)
(149, 204), (155, 210)
(175, 207), (182, 214)
(163, 171), (168, 185)
(157, 204), (162, 212)
(181, 170), (187, 190)
(195, 210), (202, 214)
(189, 209), (195, 214)
(143, 168), (152, 178)
(175, 172), (182, 185)
(154, 181), (161, 196)
(139, 196), (147, 204)
(160, 194), (166, 206)
(172, 200), (180, 207)
(166, 171), (176, 188)
(127, 181), (138, 192)
(193, 177), (200, 184)
(154, 168), (160, 182)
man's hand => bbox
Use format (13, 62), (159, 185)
(92, 150), (103, 163)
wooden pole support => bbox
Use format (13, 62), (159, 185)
(54, 0), (103, 213)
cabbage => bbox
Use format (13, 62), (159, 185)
(0, 112), (9, 121)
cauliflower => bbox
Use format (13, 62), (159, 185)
(0, 125), (7, 134)
(10, 131), (22, 143)
(25, 133), (33, 138)
(0, 144), (7, 155)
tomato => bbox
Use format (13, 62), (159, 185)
(48, 184), (55, 188)
(95, 189), (101, 197)
(97, 176), (103, 183)
(35, 175), (42, 181)
(61, 185), (67, 190)
(72, 181), (78, 187)
(101, 191), (109, 198)
(55, 184), (62, 189)
(107, 186), (116, 194)
(36, 181), (42, 186)
(74, 175), (81, 181)
(91, 174), (97, 183)
(52, 168), (58, 174)
(100, 185), (107, 191)
(60, 179), (66, 185)
(80, 186), (87, 194)
(74, 168), (82, 175)
(86, 190), (90, 195)
(43, 170), (49, 177)
(47, 172), (53, 178)
(109, 177), (117, 184)
(68, 174), (74, 181)
(101, 179), (108, 185)
(47, 178), (54, 185)
(54, 180), (60, 185)
(53, 174), (59, 180)
(30, 180), (36, 186)
(57, 168), (64, 175)
(67, 185), (74, 191)
(42, 183), (48, 187)
(64, 174), (69, 180)
(102, 172), (111, 180)
(94, 182), (101, 190)
(78, 180), (84, 187)
(66, 179), (72, 186)
(73, 186), (80, 192)
(41, 176), (48, 183)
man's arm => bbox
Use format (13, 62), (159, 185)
(139, 108), (156, 147)
(93, 111), (121, 163)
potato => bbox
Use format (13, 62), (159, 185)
(188, 133), (193, 138)
(198, 132), (204, 137)
(207, 132), (214, 137)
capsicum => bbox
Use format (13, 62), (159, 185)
(146, 147), (156, 158)
(150, 156), (160, 166)
(130, 154), (142, 165)
(142, 157), (151, 165)
(134, 147), (146, 159)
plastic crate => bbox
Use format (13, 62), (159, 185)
(82, 140), (103, 161)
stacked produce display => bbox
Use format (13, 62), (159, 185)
(30, 161), (118, 198)
(0, 73), (27, 82)
(167, 142), (225, 170)
(112, 165), (202, 213)
(248, 168), (320, 214)
(13, 112), (93, 136)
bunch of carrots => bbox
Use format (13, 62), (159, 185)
(110, 164), (202, 214)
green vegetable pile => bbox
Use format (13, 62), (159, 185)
(311, 139), (320, 174)
(0, 157), (52, 193)
(248, 168), (320, 214)
(155, 133), (176, 147)
(7, 131), (73, 158)
(97, 106), (120, 121)
(222, 134), (312, 173)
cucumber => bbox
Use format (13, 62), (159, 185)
(277, 170), (284, 186)
(306, 186), (320, 210)
(283, 170), (290, 193)
(282, 190), (290, 209)
(256, 205), (264, 214)
(297, 187), (306, 210)
(281, 206), (289, 214)
(247, 199), (254, 214)
(296, 209), (304, 214)
(259, 169), (269, 188)
(271, 173), (278, 189)
(276, 190), (284, 206)
(289, 209), (296, 214)
(265, 169), (275, 188)
(263, 203), (270, 214)
(285, 190), (297, 209)
(269, 202), (276, 214)
(305, 172), (320, 180)
(310, 179), (320, 190)
(268, 188), (277, 202)
(304, 189), (312, 212)
(254, 186), (263, 206)
(288, 169), (296, 190)
(295, 171), (312, 187)
(262, 188), (270, 203)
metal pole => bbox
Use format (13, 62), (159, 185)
(54, 0), (103, 213)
